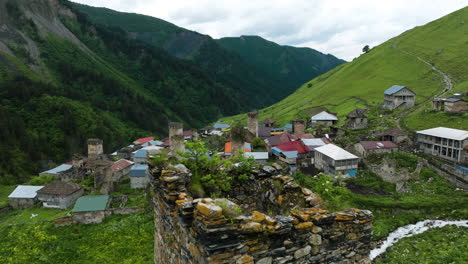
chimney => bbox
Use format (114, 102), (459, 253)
(247, 112), (258, 137)
(169, 122), (185, 155)
(87, 138), (103, 160)
(292, 120), (305, 135)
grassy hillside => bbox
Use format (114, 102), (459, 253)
(217, 35), (346, 94)
(223, 7), (468, 130)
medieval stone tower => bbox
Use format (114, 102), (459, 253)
(87, 138), (103, 160)
(292, 120), (306, 135)
(247, 112), (258, 137)
(169, 122), (185, 155)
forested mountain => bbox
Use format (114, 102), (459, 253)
(216, 35), (346, 94)
(70, 2), (345, 102)
(224, 7), (468, 131)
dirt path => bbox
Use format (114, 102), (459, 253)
(392, 44), (454, 133)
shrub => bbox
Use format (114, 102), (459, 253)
(27, 174), (55, 186)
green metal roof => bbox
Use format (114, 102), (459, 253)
(72, 195), (110, 213)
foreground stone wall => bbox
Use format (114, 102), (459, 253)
(152, 168), (373, 264)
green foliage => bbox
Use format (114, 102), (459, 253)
(362, 45), (370, 53)
(385, 152), (418, 171)
(0, 213), (153, 263)
(377, 226), (468, 264)
(252, 137), (266, 150)
(0, 185), (16, 209)
(27, 174), (55, 186)
(347, 171), (396, 193)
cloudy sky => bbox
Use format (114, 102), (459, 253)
(72, 0), (467, 60)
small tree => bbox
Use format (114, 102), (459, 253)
(362, 45), (370, 53)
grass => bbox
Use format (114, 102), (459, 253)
(0, 207), (70, 229)
(376, 225), (468, 264)
(0, 185), (16, 209)
(0, 212), (153, 264)
(222, 7), (468, 130)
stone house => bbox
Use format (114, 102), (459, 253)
(310, 111), (338, 127)
(129, 164), (150, 189)
(264, 134), (292, 153)
(416, 127), (468, 164)
(432, 95), (468, 113)
(8, 185), (44, 209)
(37, 182), (84, 210)
(72, 195), (110, 224)
(383, 85), (416, 109)
(314, 144), (359, 177)
(262, 118), (276, 127)
(354, 141), (398, 157)
(346, 108), (368, 129)
(111, 159), (134, 181)
(377, 128), (407, 144)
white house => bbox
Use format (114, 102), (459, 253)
(383, 85), (416, 109)
(8, 185), (44, 209)
(243, 152), (269, 164)
(314, 144), (359, 177)
(416, 127), (468, 164)
(311, 111), (338, 127)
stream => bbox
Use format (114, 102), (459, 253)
(369, 219), (468, 260)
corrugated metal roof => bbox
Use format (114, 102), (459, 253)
(311, 111), (338, 121)
(302, 138), (328, 147)
(8, 185), (44, 199)
(282, 151), (298, 158)
(314, 144), (359, 160)
(214, 123), (230, 129)
(129, 164), (148, 177)
(275, 141), (309, 154)
(244, 152), (269, 160)
(134, 149), (148, 158)
(112, 159), (134, 173)
(72, 195), (110, 212)
(37, 182), (83, 196)
(384, 85), (406, 95)
(41, 164), (72, 175)
(359, 141), (397, 150)
(417, 127), (468, 140)
(445, 98), (461, 102)
(134, 137), (154, 145)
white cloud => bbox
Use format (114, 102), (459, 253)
(72, 0), (467, 60)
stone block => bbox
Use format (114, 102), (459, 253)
(294, 245), (311, 259)
(309, 234), (322, 246)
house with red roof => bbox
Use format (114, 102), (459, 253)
(272, 141), (310, 164)
(264, 133), (292, 153)
(354, 141), (398, 157)
(112, 159), (134, 181)
(133, 136), (154, 145)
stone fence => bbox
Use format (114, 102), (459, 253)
(152, 168), (373, 264)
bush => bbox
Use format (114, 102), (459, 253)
(27, 174), (55, 185)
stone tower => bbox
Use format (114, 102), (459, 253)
(169, 122), (185, 155)
(292, 120), (305, 135)
(247, 112), (258, 137)
(87, 138), (103, 160)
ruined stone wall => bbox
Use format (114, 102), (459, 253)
(152, 168), (373, 264)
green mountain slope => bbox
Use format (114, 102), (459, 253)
(224, 7), (468, 130)
(216, 35), (346, 93)
(69, 3), (345, 102)
(0, 0), (245, 183)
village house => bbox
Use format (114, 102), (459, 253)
(111, 159), (134, 181)
(243, 152), (269, 164)
(141, 139), (164, 147)
(37, 182), (84, 210)
(129, 164), (150, 189)
(377, 128), (407, 144)
(8, 185), (44, 209)
(383, 85), (416, 109)
(416, 127), (468, 164)
(40, 163), (72, 177)
(301, 138), (329, 163)
(354, 141), (398, 157)
(313, 144), (359, 177)
(224, 142), (252, 156)
(258, 126), (272, 138)
(72, 195), (111, 224)
(133, 136), (154, 145)
(310, 111), (338, 127)
(346, 108), (368, 129)
(432, 94), (468, 113)
(213, 122), (230, 131)
(272, 141), (310, 165)
(264, 133), (292, 153)
(133, 149), (149, 164)
(271, 123), (293, 134)
(262, 118), (276, 127)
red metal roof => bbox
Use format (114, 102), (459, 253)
(359, 141), (397, 150)
(134, 136), (154, 145)
(275, 141), (310, 154)
(111, 159), (134, 173)
(183, 130), (193, 137)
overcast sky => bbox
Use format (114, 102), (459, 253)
(72, 0), (467, 60)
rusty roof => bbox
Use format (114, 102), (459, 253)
(37, 182), (83, 196)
